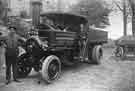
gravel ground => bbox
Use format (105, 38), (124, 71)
(0, 48), (135, 91)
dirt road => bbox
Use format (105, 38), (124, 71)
(0, 48), (135, 91)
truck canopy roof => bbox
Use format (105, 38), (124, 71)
(40, 12), (88, 25)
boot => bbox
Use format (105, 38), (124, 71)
(5, 80), (11, 85)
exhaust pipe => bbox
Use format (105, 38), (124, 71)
(31, 1), (42, 26)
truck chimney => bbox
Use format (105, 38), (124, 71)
(31, 1), (42, 26)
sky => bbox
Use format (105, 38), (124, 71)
(104, 0), (132, 40)
(105, 12), (132, 40)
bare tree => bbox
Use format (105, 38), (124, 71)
(0, 0), (5, 20)
(128, 0), (135, 35)
(70, 0), (111, 28)
(0, 0), (9, 24)
(113, 0), (129, 36)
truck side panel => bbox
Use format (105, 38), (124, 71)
(88, 29), (108, 44)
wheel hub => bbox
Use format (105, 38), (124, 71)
(48, 61), (59, 80)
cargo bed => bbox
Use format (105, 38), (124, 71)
(115, 35), (135, 47)
(88, 28), (108, 44)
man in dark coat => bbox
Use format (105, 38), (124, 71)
(3, 27), (21, 85)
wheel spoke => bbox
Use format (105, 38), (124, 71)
(41, 55), (61, 83)
(48, 61), (59, 80)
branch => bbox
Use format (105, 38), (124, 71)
(128, 0), (132, 5)
(113, 0), (123, 12)
(128, 0), (135, 9)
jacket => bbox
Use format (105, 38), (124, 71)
(4, 32), (21, 56)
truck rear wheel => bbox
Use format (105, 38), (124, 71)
(41, 55), (61, 84)
(114, 46), (124, 58)
(92, 45), (103, 64)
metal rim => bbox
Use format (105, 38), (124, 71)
(98, 48), (103, 60)
(115, 47), (124, 57)
(42, 55), (61, 83)
(48, 59), (60, 80)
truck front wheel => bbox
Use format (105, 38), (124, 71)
(41, 55), (61, 84)
(92, 45), (103, 64)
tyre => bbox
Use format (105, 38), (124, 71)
(41, 55), (61, 84)
(114, 46), (125, 59)
(16, 53), (32, 78)
(92, 45), (103, 64)
(115, 47), (126, 60)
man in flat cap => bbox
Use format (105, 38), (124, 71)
(3, 27), (22, 85)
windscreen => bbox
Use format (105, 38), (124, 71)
(40, 16), (82, 32)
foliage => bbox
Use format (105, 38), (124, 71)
(129, 0), (135, 13)
(7, 17), (32, 38)
(0, 0), (6, 20)
(70, 0), (111, 28)
(20, 10), (28, 18)
(103, 39), (115, 48)
(129, 0), (135, 35)
(111, 0), (132, 22)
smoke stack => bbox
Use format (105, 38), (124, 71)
(31, 1), (42, 26)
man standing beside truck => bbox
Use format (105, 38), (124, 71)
(3, 28), (21, 85)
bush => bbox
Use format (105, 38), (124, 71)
(103, 39), (115, 48)
(7, 17), (32, 38)
(20, 10), (28, 18)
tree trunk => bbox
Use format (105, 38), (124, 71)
(123, 15), (127, 36)
(123, 0), (127, 36)
(129, 0), (135, 35)
(0, 0), (9, 24)
(132, 7), (135, 35)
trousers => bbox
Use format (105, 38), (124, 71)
(0, 46), (5, 71)
(5, 54), (18, 81)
